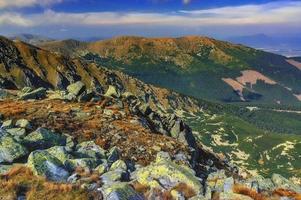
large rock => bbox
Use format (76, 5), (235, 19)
(0, 136), (28, 163)
(75, 141), (106, 159)
(77, 89), (94, 102)
(135, 152), (202, 194)
(110, 160), (127, 171)
(47, 90), (75, 101)
(45, 146), (71, 163)
(19, 87), (47, 100)
(101, 182), (144, 200)
(6, 128), (26, 137)
(244, 175), (275, 192)
(206, 170), (230, 193)
(95, 160), (109, 174)
(101, 169), (128, 185)
(67, 81), (86, 96)
(104, 85), (120, 98)
(0, 128), (9, 137)
(219, 192), (253, 200)
(107, 146), (120, 164)
(166, 115), (197, 149)
(272, 174), (301, 193)
(27, 150), (69, 181)
(65, 158), (100, 172)
(16, 119), (31, 129)
(23, 128), (66, 150)
(1, 120), (13, 129)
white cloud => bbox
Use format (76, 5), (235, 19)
(0, 12), (33, 26)
(0, 1), (301, 27)
(0, 0), (64, 9)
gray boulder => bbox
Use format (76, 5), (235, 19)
(95, 160), (109, 174)
(27, 150), (69, 182)
(245, 175), (275, 192)
(206, 170), (228, 193)
(107, 146), (120, 164)
(45, 146), (71, 163)
(272, 174), (301, 193)
(65, 158), (100, 172)
(77, 89), (94, 102)
(75, 141), (106, 159)
(135, 152), (202, 194)
(19, 87), (47, 100)
(6, 128), (26, 137)
(0, 136), (28, 163)
(104, 85), (120, 98)
(219, 193), (253, 200)
(102, 182), (144, 200)
(110, 160), (127, 171)
(67, 81), (86, 96)
(101, 169), (128, 185)
(16, 119), (31, 129)
(1, 120), (13, 129)
(23, 128), (66, 150)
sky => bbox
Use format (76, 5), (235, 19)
(0, 0), (300, 39)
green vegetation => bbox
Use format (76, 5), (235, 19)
(185, 107), (301, 178)
(77, 36), (301, 107)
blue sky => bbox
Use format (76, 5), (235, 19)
(0, 0), (300, 39)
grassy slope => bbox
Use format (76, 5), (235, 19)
(74, 36), (301, 106)
(185, 106), (301, 179)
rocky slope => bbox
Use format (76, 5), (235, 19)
(1, 85), (301, 200)
(39, 36), (301, 106)
(0, 36), (198, 113)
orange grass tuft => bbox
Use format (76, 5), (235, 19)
(273, 188), (301, 200)
(173, 183), (196, 198)
(233, 184), (268, 200)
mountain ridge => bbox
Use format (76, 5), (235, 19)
(37, 35), (301, 106)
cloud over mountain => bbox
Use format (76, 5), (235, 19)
(0, 1), (300, 38)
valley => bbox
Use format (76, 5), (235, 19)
(38, 36), (301, 106)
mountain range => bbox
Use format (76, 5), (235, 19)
(36, 35), (301, 107)
(227, 34), (301, 57)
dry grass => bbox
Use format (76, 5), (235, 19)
(233, 184), (268, 200)
(131, 182), (196, 199)
(42, 182), (74, 193)
(273, 188), (301, 200)
(145, 188), (173, 200)
(131, 181), (149, 195)
(172, 183), (196, 198)
(0, 166), (90, 200)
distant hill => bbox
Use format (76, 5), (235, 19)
(227, 34), (301, 57)
(9, 33), (54, 45)
(39, 35), (301, 106)
(291, 57), (301, 62)
(228, 34), (276, 47)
